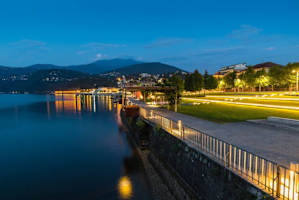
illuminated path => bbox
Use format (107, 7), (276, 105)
(182, 97), (299, 111)
(130, 98), (299, 199)
(206, 95), (299, 101)
(130, 98), (299, 168)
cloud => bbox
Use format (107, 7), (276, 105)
(136, 56), (144, 61)
(78, 42), (125, 57)
(8, 39), (49, 54)
(158, 56), (189, 62)
(193, 46), (246, 57)
(145, 38), (193, 48)
(265, 47), (276, 51)
(4, 39), (50, 66)
(93, 53), (108, 61)
(229, 25), (262, 40)
(76, 51), (87, 55)
(82, 42), (126, 48)
(9, 39), (49, 52)
(96, 53), (103, 59)
(9, 39), (47, 47)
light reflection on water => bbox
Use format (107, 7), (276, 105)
(53, 94), (116, 114)
(118, 176), (133, 199)
(0, 94), (152, 200)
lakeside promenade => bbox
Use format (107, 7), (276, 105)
(129, 98), (299, 169)
(129, 97), (299, 199)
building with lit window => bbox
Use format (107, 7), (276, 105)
(214, 63), (247, 78)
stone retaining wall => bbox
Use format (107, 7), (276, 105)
(122, 107), (273, 200)
(148, 121), (273, 200)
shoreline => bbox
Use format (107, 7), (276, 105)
(121, 108), (196, 200)
(124, 125), (176, 200)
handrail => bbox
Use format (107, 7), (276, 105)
(138, 106), (299, 200)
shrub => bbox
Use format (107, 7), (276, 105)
(136, 119), (146, 130)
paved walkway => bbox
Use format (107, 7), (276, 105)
(130, 98), (299, 168)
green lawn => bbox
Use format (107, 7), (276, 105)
(190, 96), (299, 107)
(204, 91), (299, 97)
(178, 101), (299, 123)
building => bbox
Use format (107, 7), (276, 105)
(139, 73), (152, 78)
(218, 63), (247, 74)
(214, 62), (282, 79)
(252, 62), (280, 73)
(214, 63), (247, 78)
(97, 87), (120, 93)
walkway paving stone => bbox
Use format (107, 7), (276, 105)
(130, 98), (299, 168)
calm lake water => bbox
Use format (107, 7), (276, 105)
(0, 94), (152, 200)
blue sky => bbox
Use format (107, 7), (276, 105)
(0, 0), (298, 72)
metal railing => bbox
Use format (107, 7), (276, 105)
(139, 107), (299, 200)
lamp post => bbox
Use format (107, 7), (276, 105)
(293, 70), (299, 92)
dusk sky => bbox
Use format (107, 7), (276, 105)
(0, 0), (299, 73)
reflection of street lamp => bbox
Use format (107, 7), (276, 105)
(292, 70), (299, 92)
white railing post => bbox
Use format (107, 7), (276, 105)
(178, 120), (182, 138)
(133, 97), (297, 200)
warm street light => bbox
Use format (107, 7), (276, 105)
(292, 70), (299, 92)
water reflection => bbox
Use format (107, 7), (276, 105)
(117, 103), (124, 127)
(118, 176), (133, 199)
(55, 94), (82, 113)
(0, 94), (152, 200)
(53, 94), (117, 114)
(53, 93), (148, 200)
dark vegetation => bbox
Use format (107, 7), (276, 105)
(160, 70), (217, 105)
(109, 62), (185, 75)
(222, 62), (299, 91)
(0, 69), (116, 93)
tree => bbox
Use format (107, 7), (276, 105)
(184, 70), (204, 91)
(255, 69), (269, 92)
(234, 73), (246, 92)
(268, 65), (286, 91)
(243, 67), (256, 91)
(168, 74), (184, 92)
(223, 71), (236, 89)
(193, 70), (204, 91)
(285, 62), (299, 90)
(217, 79), (226, 90)
(165, 74), (184, 105)
(184, 73), (193, 91)
(203, 70), (209, 89)
(204, 70), (218, 90)
(207, 75), (218, 90)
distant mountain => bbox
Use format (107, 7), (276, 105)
(110, 62), (184, 75)
(29, 69), (86, 81)
(28, 64), (64, 70)
(0, 66), (36, 77)
(68, 58), (142, 74)
(0, 58), (142, 77)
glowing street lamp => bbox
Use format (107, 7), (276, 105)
(292, 70), (299, 92)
